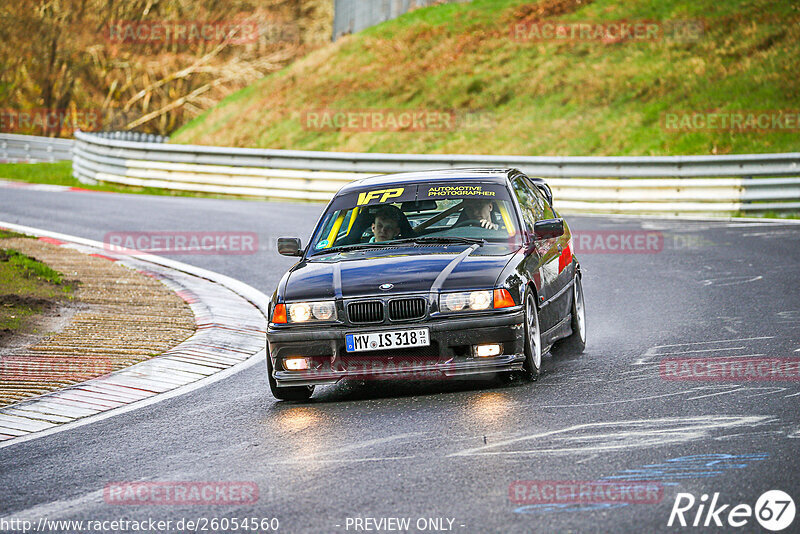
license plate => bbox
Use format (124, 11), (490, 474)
(346, 328), (430, 353)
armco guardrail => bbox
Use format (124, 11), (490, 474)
(69, 130), (800, 214)
(0, 133), (74, 163)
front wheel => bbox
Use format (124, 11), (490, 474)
(267, 356), (314, 401)
(557, 274), (586, 354)
(521, 292), (543, 381)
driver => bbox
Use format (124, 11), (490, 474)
(370, 205), (403, 242)
(462, 199), (499, 230)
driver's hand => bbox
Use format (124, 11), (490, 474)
(480, 219), (499, 230)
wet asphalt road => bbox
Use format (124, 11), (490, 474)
(1, 188), (799, 533)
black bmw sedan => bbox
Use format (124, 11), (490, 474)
(266, 168), (586, 400)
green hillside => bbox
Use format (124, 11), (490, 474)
(172, 0), (800, 156)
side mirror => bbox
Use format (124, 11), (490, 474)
(533, 218), (564, 240)
(277, 237), (303, 256)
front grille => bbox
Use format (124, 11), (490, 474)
(340, 343), (443, 369)
(388, 298), (427, 321)
(347, 300), (383, 323)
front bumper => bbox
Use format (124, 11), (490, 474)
(267, 308), (525, 387)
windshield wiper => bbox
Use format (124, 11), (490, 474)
(392, 236), (486, 246)
(314, 236), (485, 255)
(313, 242), (399, 255)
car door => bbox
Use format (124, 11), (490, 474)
(525, 177), (574, 326)
(510, 177), (559, 331)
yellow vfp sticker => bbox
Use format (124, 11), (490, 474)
(357, 188), (405, 206)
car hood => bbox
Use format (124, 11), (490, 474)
(283, 248), (512, 301)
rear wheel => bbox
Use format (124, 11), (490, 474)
(521, 292), (542, 381)
(267, 356), (314, 401)
(557, 274), (586, 354)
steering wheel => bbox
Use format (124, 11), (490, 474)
(453, 219), (484, 229)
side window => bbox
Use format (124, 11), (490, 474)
(511, 178), (537, 231)
(540, 191), (555, 219)
(524, 178), (555, 220)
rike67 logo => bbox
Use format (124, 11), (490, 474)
(668, 490), (795, 531)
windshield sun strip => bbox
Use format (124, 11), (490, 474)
(498, 202), (516, 236)
(324, 211), (347, 248)
(346, 207), (360, 235)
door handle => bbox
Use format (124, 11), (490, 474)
(557, 244), (563, 253)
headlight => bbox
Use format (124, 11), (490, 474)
(287, 301), (337, 322)
(440, 290), (493, 313)
(469, 291), (492, 310)
(444, 292), (468, 312)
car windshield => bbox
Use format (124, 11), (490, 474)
(308, 181), (522, 255)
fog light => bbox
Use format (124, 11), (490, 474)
(476, 344), (501, 357)
(284, 357), (309, 371)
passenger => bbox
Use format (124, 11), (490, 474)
(462, 199), (499, 230)
(370, 205), (403, 242)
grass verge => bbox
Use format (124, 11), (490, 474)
(173, 0), (800, 157)
(0, 240), (77, 334)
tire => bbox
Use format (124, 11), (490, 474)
(521, 292), (543, 381)
(558, 273), (586, 354)
(266, 356), (314, 401)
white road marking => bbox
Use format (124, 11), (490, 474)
(633, 336), (774, 365)
(714, 431), (785, 441)
(657, 346), (745, 356)
(620, 366), (659, 375)
(742, 387), (787, 398)
(681, 352), (766, 360)
(449, 416), (771, 457)
(526, 389), (696, 409)
(611, 375), (654, 383)
(524, 385), (765, 410)
(655, 337), (771, 348)
(740, 229), (800, 236)
(270, 456), (416, 465)
(415, 431), (508, 443)
(686, 387), (748, 401)
(700, 275), (763, 287)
